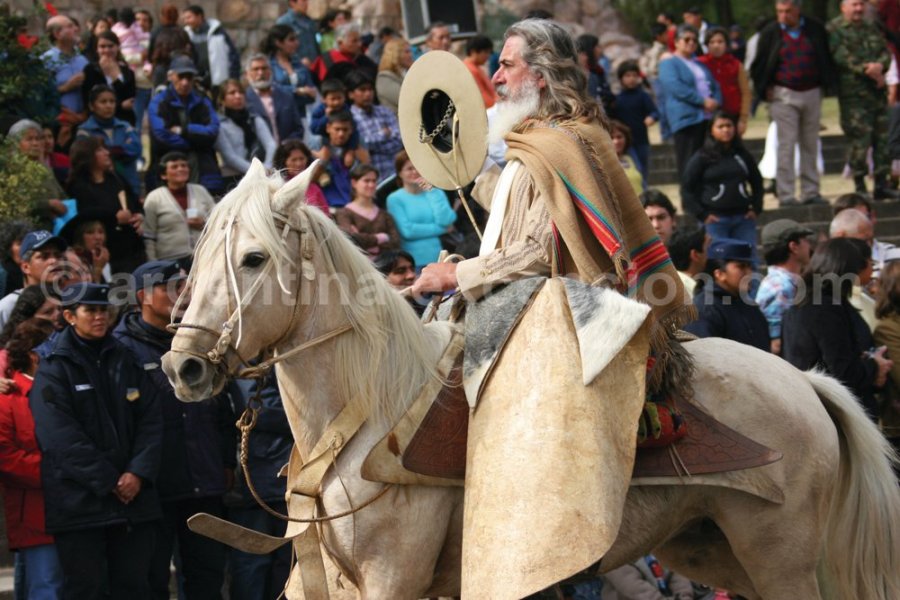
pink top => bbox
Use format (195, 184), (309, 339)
(112, 22), (149, 64)
(305, 183), (330, 215)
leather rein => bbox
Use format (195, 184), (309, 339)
(168, 208), (387, 524)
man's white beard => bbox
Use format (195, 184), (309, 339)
(250, 77), (273, 91)
(488, 84), (540, 146)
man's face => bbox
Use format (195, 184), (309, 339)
(338, 31), (362, 56)
(349, 84), (374, 109)
(60, 249), (91, 285)
(55, 17), (78, 45)
(246, 60), (273, 89)
(326, 120), (353, 146)
(841, 0), (865, 23)
(21, 244), (63, 285)
(143, 278), (187, 323)
(790, 236), (813, 266)
(683, 12), (702, 28)
(470, 49), (491, 66)
(776, 2), (802, 28)
(168, 71), (194, 96)
(691, 234), (711, 273)
(427, 26), (452, 52)
(182, 10), (202, 31)
(853, 221), (875, 246)
(645, 206), (675, 244)
(289, 0), (309, 15)
(492, 36), (543, 103)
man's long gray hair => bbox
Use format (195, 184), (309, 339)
(505, 19), (606, 124)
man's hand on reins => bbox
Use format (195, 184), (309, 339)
(413, 262), (458, 294)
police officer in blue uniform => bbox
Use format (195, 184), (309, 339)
(685, 238), (770, 351)
(113, 260), (236, 599)
(29, 282), (162, 599)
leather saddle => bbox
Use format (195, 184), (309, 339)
(401, 361), (782, 480)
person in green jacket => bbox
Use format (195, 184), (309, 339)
(829, 0), (900, 199)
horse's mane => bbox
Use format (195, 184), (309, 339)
(303, 206), (440, 423)
(191, 167), (436, 424)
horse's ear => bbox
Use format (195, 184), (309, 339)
(247, 157), (267, 179)
(273, 159), (321, 213)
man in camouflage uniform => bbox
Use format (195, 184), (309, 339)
(829, 0), (900, 199)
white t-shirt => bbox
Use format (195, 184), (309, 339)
(0, 289), (23, 332)
(887, 56), (898, 87)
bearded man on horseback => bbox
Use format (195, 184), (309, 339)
(412, 18), (692, 346)
(408, 18), (696, 598)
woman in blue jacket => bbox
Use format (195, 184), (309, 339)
(77, 84), (143, 198)
(658, 24), (722, 179)
(386, 150), (457, 269)
(28, 283), (162, 600)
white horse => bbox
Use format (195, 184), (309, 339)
(162, 161), (900, 599)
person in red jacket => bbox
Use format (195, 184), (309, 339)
(309, 23), (377, 84)
(0, 318), (61, 599)
(697, 26), (751, 136)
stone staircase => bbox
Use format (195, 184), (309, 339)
(673, 199), (900, 252)
(755, 198), (900, 248)
(652, 132), (900, 247)
(647, 134), (848, 186)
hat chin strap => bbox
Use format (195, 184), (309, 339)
(423, 112), (483, 241)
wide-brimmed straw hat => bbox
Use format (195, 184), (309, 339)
(398, 50), (488, 191)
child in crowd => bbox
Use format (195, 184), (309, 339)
(611, 60), (658, 181)
(346, 71), (403, 182)
(314, 110), (360, 208)
(610, 120), (644, 195)
(309, 79), (367, 168)
(273, 139), (329, 214)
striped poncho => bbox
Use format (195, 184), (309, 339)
(505, 118), (694, 352)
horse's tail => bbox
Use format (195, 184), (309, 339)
(804, 370), (900, 600)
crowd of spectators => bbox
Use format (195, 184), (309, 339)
(0, 3), (491, 597)
(2, 1), (900, 599)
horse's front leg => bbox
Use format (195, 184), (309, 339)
(322, 485), (461, 600)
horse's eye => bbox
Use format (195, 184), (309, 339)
(242, 252), (266, 269)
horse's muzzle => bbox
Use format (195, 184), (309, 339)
(162, 351), (226, 402)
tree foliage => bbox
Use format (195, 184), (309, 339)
(0, 2), (59, 123)
(0, 137), (47, 227)
(613, 0), (839, 41)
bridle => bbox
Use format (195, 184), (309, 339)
(167, 207), (352, 381)
(167, 204), (375, 525)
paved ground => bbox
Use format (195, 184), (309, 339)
(0, 567), (13, 598)
(657, 172), (857, 216)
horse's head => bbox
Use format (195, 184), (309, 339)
(162, 158), (321, 401)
